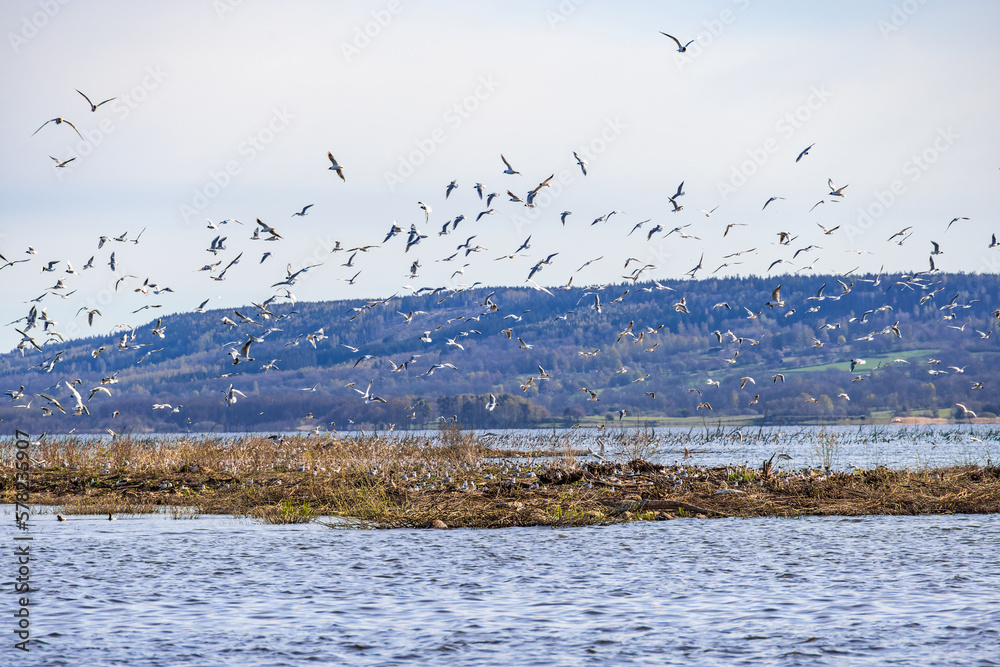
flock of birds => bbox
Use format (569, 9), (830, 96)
(4, 63), (997, 434)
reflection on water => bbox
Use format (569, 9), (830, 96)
(7, 509), (1000, 666)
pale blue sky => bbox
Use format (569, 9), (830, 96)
(1, 0), (998, 352)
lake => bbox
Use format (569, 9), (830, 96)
(28, 423), (999, 473)
(5, 509), (999, 666)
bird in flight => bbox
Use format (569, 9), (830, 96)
(660, 32), (694, 52)
(327, 152), (345, 181)
(291, 204), (314, 217)
(887, 226), (912, 242)
(33, 117), (83, 139)
(955, 403), (977, 418)
(796, 143), (814, 162)
(827, 179), (849, 197)
(573, 151), (588, 175)
(501, 154), (520, 175)
(76, 89), (116, 112)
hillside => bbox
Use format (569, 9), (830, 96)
(2, 272), (997, 432)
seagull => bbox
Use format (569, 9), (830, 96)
(945, 217), (969, 231)
(670, 180), (685, 201)
(660, 31), (694, 52)
(955, 403), (977, 418)
(32, 117), (83, 139)
(49, 155), (76, 168)
(573, 151), (588, 175)
(762, 196), (785, 210)
(827, 179), (849, 197)
(486, 394), (498, 411)
(723, 222), (747, 237)
(291, 204), (314, 217)
(500, 154), (520, 175)
(221, 384), (246, 406)
(887, 226), (913, 242)
(77, 89), (116, 112)
(445, 180), (458, 198)
(795, 143), (814, 162)
(327, 152), (345, 180)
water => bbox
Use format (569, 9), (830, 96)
(17, 424), (998, 473)
(6, 509), (999, 666)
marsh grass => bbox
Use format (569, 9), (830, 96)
(5, 427), (1000, 527)
(813, 427), (839, 471)
(247, 500), (315, 525)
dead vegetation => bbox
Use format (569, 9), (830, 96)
(3, 430), (999, 528)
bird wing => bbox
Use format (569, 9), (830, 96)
(659, 32), (683, 49)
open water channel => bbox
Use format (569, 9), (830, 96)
(4, 509), (999, 666)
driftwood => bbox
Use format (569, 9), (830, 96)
(611, 499), (729, 518)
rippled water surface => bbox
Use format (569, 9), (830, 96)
(6, 510), (1000, 666)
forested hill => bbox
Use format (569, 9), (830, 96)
(2, 272), (997, 433)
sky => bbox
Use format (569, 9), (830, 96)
(1, 0), (998, 354)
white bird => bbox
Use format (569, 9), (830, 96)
(955, 403), (977, 418)
(827, 179), (849, 197)
(221, 384), (246, 406)
(327, 152), (345, 180)
(500, 154), (520, 175)
(49, 155), (76, 168)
